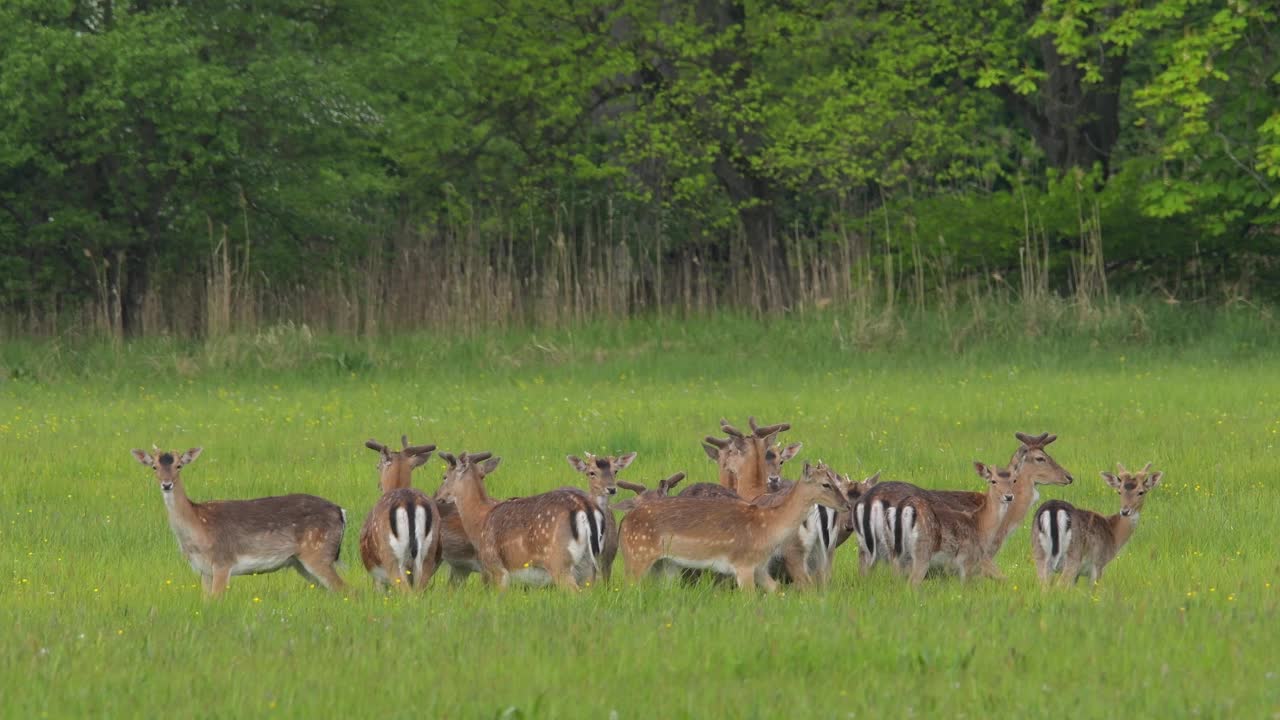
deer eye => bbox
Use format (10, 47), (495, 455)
(1138, 490), (1146, 496)
(1035, 457), (1045, 463)
(821, 483), (832, 489)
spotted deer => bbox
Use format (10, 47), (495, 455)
(435, 451), (601, 590)
(619, 462), (853, 592)
(700, 416), (792, 500)
(563, 451), (637, 583)
(358, 436), (441, 591)
(130, 447), (347, 596)
(891, 462), (1017, 586)
(1033, 462), (1163, 587)
(611, 473), (687, 512)
(854, 432), (1072, 574)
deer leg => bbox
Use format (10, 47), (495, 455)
(782, 546), (812, 588)
(1057, 556), (1084, 589)
(448, 565), (471, 587)
(298, 554), (346, 592)
(978, 557), (1006, 581)
(200, 573), (212, 594)
(209, 566), (231, 597)
(907, 555), (928, 588)
(734, 566), (757, 591)
(1089, 564), (1103, 586)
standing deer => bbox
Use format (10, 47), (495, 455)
(699, 416), (792, 500)
(358, 436), (441, 591)
(619, 462), (853, 592)
(435, 451), (601, 590)
(130, 447), (346, 596)
(764, 461), (852, 587)
(854, 432), (1072, 574)
(1032, 462), (1163, 587)
(564, 451), (637, 584)
(891, 461), (1017, 586)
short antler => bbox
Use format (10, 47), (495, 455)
(465, 451), (493, 463)
(752, 420), (790, 437)
(365, 438), (388, 453)
(1116, 461), (1129, 474)
(659, 472), (686, 492)
(401, 434), (437, 456)
(720, 418), (745, 438)
(1140, 461), (1153, 474)
(616, 480), (648, 494)
(704, 435), (730, 448)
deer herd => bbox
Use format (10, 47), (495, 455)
(129, 417), (1164, 597)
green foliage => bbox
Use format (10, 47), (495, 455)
(1, 0), (1279, 322)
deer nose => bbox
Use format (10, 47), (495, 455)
(1121, 508), (1132, 517)
(607, 487), (617, 495)
(1065, 474), (1075, 484)
(161, 482), (174, 492)
(1003, 494), (1014, 503)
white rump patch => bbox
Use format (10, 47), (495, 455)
(388, 506), (413, 571)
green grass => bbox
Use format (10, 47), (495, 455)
(3, 309), (1279, 717)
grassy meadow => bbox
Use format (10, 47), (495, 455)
(2, 306), (1279, 718)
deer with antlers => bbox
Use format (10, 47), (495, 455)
(1033, 462), (1164, 587)
(854, 432), (1073, 574)
(563, 451), (637, 584)
(770, 469), (882, 586)
(619, 462), (853, 591)
(130, 446), (347, 596)
(696, 417), (793, 500)
(358, 436), (441, 591)
(435, 451), (601, 590)
(611, 473), (687, 512)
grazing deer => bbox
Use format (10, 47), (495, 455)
(619, 462), (853, 592)
(435, 451), (601, 590)
(130, 447), (346, 596)
(700, 416), (792, 500)
(1032, 462), (1163, 587)
(611, 473), (687, 512)
(855, 432), (1072, 574)
(563, 451), (637, 584)
(358, 436), (441, 591)
(891, 462), (1017, 586)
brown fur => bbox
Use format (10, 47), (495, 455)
(1032, 462), (1163, 587)
(358, 436), (442, 591)
(895, 462), (1016, 586)
(701, 416), (791, 500)
(562, 452), (636, 584)
(130, 447), (346, 596)
(611, 473), (687, 512)
(854, 432), (1073, 574)
(436, 451), (601, 591)
(619, 462), (852, 592)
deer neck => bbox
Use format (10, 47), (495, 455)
(449, 475), (497, 544)
(750, 484), (818, 546)
(162, 478), (203, 544)
(1106, 513), (1139, 551)
(974, 490), (1009, 545)
(732, 451), (769, 500)
(380, 464), (414, 493)
(994, 463), (1037, 538)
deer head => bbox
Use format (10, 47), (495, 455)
(1101, 462), (1163, 518)
(366, 435), (436, 492)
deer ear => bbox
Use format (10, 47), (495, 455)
(800, 462), (814, 482)
(130, 449), (154, 467)
(614, 452), (637, 471)
(1144, 471), (1163, 489)
(779, 442), (802, 463)
(864, 471), (881, 487)
(701, 443), (719, 461)
(180, 448), (203, 466)
(1100, 471), (1122, 490)
(973, 461), (989, 479)
(480, 457), (502, 476)
(566, 455), (590, 473)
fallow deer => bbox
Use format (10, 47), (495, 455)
(700, 416), (792, 500)
(891, 462), (1016, 586)
(435, 451), (601, 590)
(619, 462), (853, 592)
(764, 462), (854, 587)
(611, 473), (687, 512)
(855, 432), (1072, 574)
(1032, 462), (1163, 587)
(358, 436), (441, 591)
(130, 447), (347, 596)
(563, 451), (637, 583)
